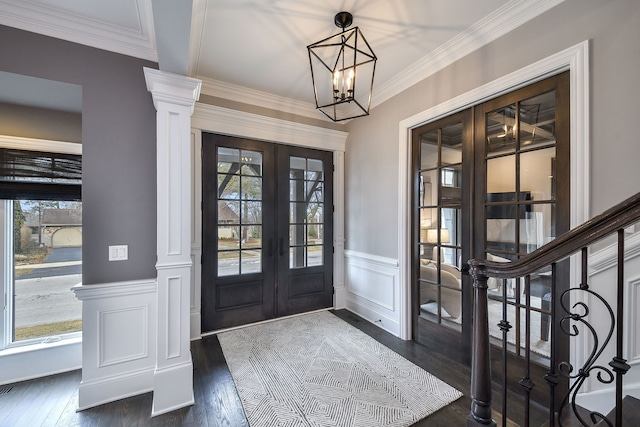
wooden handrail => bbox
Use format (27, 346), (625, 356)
(469, 191), (640, 277)
(467, 191), (640, 427)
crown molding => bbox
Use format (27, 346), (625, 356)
(0, 0), (157, 62)
(193, 0), (565, 118)
(372, 0), (567, 106)
(197, 77), (330, 122)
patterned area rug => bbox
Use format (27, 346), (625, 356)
(217, 311), (463, 427)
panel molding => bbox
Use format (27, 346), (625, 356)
(73, 279), (157, 410)
(344, 251), (401, 336)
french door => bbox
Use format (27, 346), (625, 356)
(201, 133), (334, 332)
(412, 72), (570, 367)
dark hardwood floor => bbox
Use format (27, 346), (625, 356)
(0, 309), (542, 426)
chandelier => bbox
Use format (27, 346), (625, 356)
(307, 11), (377, 122)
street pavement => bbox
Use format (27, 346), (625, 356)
(14, 247), (82, 329)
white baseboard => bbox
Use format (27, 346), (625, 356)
(190, 309), (201, 341)
(151, 360), (195, 417)
(344, 302), (400, 336)
(77, 367), (154, 411)
(576, 382), (640, 416)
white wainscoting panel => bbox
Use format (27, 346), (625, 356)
(574, 232), (640, 414)
(73, 279), (157, 411)
(344, 250), (400, 336)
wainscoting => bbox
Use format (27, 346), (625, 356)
(574, 231), (640, 414)
(73, 279), (157, 411)
(343, 250), (401, 336)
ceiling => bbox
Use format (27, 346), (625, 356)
(0, 0), (564, 120)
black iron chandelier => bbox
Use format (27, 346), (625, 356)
(307, 11), (377, 122)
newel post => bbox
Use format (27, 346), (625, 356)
(467, 260), (497, 427)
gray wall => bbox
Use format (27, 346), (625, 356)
(0, 103), (82, 143)
(0, 25), (159, 284)
(344, 0), (640, 258)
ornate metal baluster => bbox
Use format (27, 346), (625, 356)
(557, 247), (616, 426)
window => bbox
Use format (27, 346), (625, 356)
(0, 144), (82, 350)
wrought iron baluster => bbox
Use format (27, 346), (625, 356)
(499, 277), (511, 427)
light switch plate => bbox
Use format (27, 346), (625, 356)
(109, 245), (128, 261)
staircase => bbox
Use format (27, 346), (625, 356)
(466, 192), (640, 427)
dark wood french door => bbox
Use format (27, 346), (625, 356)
(201, 133), (334, 332)
(412, 72), (570, 368)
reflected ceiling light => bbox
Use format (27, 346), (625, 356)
(307, 11), (377, 122)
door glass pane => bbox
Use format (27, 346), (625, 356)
(290, 156), (306, 177)
(308, 246), (322, 267)
(419, 172), (438, 207)
(289, 155), (325, 269)
(289, 225), (305, 245)
(217, 146), (263, 276)
(290, 246), (306, 269)
(487, 155), (515, 195)
(523, 203), (555, 252)
(419, 208), (437, 244)
(219, 201), (239, 223)
(520, 147), (556, 201)
(306, 159), (324, 180)
(441, 122), (463, 165)
(218, 174), (239, 199)
(218, 226), (239, 249)
(240, 225), (261, 249)
(240, 150), (262, 175)
(520, 91), (556, 149)
(420, 130), (438, 169)
(486, 104), (516, 156)
(486, 205), (516, 253)
(243, 253), (261, 274)
(217, 148), (240, 173)
(218, 251), (239, 276)
(241, 201), (261, 224)
(307, 203), (323, 224)
(240, 176), (262, 200)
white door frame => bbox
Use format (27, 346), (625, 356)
(189, 106), (348, 338)
(397, 40), (590, 340)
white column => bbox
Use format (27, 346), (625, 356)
(144, 67), (201, 416)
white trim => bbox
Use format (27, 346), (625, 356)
(0, 135), (82, 154)
(589, 232), (640, 275)
(189, 1), (566, 121)
(73, 279), (156, 300)
(373, 0), (566, 107)
(0, 0), (157, 62)
(344, 250), (399, 268)
(192, 104), (347, 152)
(191, 104), (347, 337)
(397, 40), (590, 340)
(0, 337), (81, 385)
(198, 78), (326, 122)
(76, 367), (155, 411)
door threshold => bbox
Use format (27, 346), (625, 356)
(200, 307), (334, 337)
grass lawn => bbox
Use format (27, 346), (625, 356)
(15, 319), (82, 341)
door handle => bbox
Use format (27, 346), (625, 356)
(279, 238), (285, 256)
